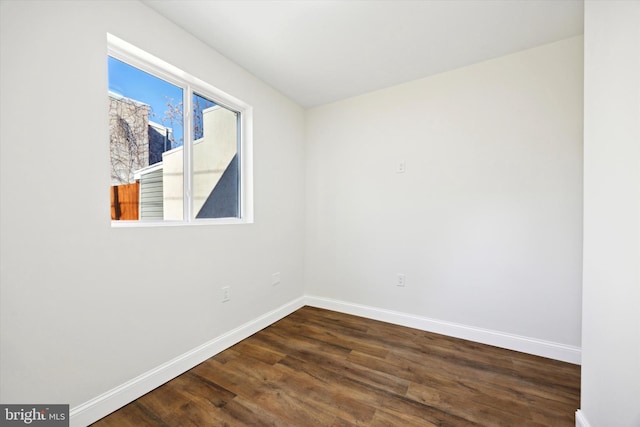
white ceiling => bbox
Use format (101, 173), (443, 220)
(143, 0), (584, 108)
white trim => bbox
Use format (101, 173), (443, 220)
(133, 161), (164, 180)
(304, 296), (582, 364)
(575, 410), (592, 427)
(110, 217), (249, 228)
(107, 33), (254, 227)
(69, 295), (581, 426)
(69, 297), (305, 427)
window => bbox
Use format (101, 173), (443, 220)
(107, 34), (252, 225)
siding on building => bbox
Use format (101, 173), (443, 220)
(139, 168), (164, 220)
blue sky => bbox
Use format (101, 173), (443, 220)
(108, 56), (185, 144)
(108, 56), (220, 145)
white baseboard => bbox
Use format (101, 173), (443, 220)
(304, 296), (581, 365)
(70, 295), (581, 426)
(69, 296), (305, 427)
(575, 410), (592, 427)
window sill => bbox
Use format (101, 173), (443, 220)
(111, 218), (252, 228)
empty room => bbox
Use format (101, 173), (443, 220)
(0, 1), (638, 426)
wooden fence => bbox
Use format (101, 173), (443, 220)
(111, 182), (139, 220)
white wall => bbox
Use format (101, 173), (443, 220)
(0, 0), (305, 410)
(580, 1), (640, 426)
(0, 0), (589, 422)
(305, 37), (583, 349)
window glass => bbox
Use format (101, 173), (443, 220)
(107, 44), (247, 225)
(108, 56), (184, 221)
(192, 93), (240, 219)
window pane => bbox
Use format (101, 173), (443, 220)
(192, 93), (240, 219)
(108, 56), (184, 221)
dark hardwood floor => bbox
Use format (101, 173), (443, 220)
(92, 306), (580, 426)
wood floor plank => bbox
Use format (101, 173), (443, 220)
(279, 352), (411, 397)
(94, 402), (169, 427)
(270, 361), (377, 424)
(405, 381), (544, 427)
(277, 319), (391, 359)
(369, 408), (440, 427)
(134, 377), (197, 420)
(230, 339), (286, 365)
(350, 347), (577, 423)
(92, 306), (580, 426)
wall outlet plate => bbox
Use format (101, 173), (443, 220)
(397, 273), (406, 287)
(396, 160), (406, 174)
(272, 272), (281, 286)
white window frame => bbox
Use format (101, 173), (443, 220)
(107, 33), (253, 227)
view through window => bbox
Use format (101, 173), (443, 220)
(108, 49), (242, 223)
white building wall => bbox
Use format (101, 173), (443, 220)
(305, 37), (584, 350)
(1, 0), (602, 424)
(162, 106), (238, 219)
(0, 0), (306, 415)
(580, 1), (640, 426)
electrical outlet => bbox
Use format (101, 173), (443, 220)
(272, 272), (281, 286)
(396, 160), (406, 174)
(397, 273), (406, 287)
(222, 286), (231, 302)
